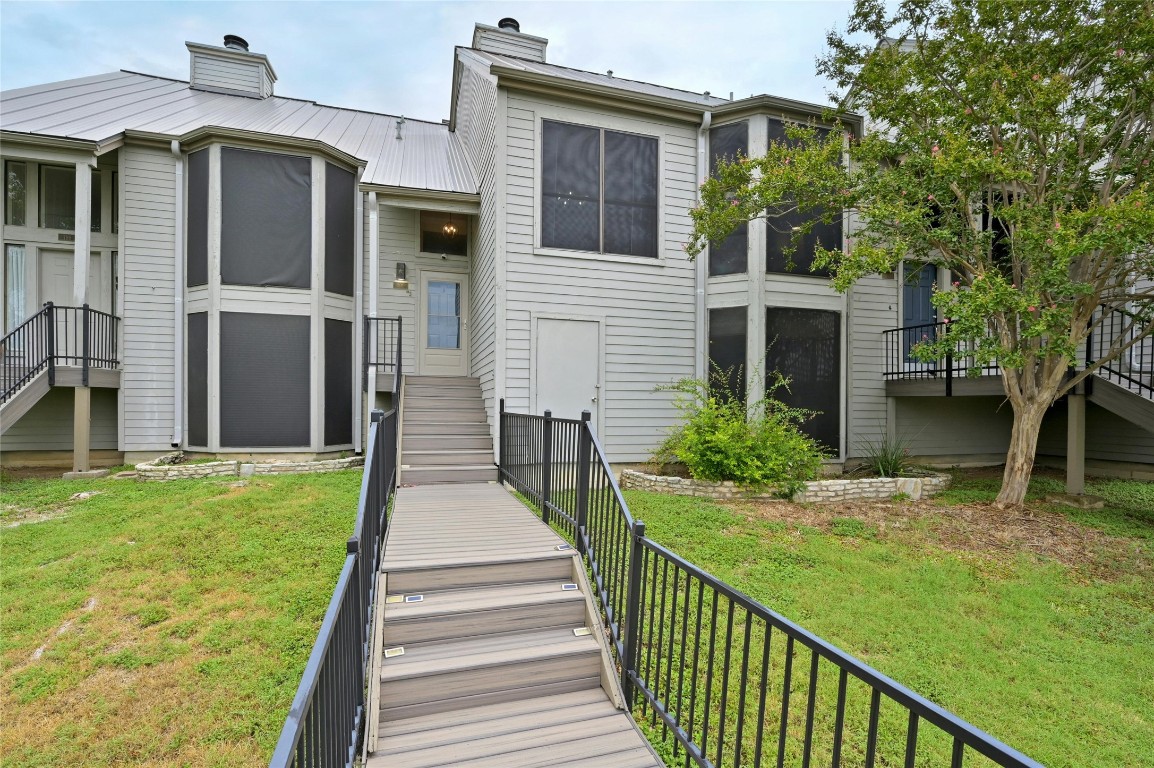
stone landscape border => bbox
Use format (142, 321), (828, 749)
(134, 453), (363, 481)
(619, 469), (950, 503)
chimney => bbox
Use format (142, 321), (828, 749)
(186, 35), (277, 99)
(472, 18), (548, 62)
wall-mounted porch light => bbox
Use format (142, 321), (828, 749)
(393, 262), (409, 290)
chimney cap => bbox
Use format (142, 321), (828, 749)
(223, 34), (250, 52)
(497, 17), (520, 32)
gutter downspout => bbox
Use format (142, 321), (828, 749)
(694, 111), (712, 380)
(366, 191), (380, 436)
(171, 140), (184, 447)
(352, 179), (364, 452)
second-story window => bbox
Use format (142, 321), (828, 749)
(39, 165), (101, 232)
(541, 119), (658, 259)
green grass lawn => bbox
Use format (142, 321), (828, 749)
(623, 473), (1154, 768)
(0, 470), (362, 768)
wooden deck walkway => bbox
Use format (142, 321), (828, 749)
(367, 483), (661, 767)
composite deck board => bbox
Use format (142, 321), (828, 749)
(373, 481), (662, 767)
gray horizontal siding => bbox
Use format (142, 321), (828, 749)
(502, 94), (698, 462)
(1, 388), (117, 451)
(896, 396), (1014, 456)
(121, 144), (176, 452)
(848, 275), (897, 457)
(1038, 400), (1154, 464)
(191, 55), (261, 95)
(474, 29), (546, 62)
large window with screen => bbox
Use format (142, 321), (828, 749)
(541, 119), (658, 258)
(324, 163), (355, 296)
(187, 312), (208, 446)
(220, 147), (312, 289)
(765, 118), (841, 277)
(219, 312), (310, 447)
(708, 306), (747, 403)
(324, 319), (353, 446)
(766, 307), (841, 453)
(187, 150), (209, 287)
(708, 121), (748, 276)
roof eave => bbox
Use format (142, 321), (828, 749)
(713, 94), (863, 130)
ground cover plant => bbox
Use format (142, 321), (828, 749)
(0, 470), (361, 767)
(624, 470), (1153, 768)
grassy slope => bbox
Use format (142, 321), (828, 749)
(624, 475), (1154, 768)
(0, 471), (361, 767)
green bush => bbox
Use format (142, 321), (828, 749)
(655, 370), (826, 496)
(855, 430), (917, 477)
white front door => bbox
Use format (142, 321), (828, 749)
(418, 271), (469, 376)
(535, 317), (600, 424)
(39, 249), (109, 312)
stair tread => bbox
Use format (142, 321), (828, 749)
(402, 449), (494, 456)
(380, 627), (598, 682)
(402, 464), (496, 471)
(384, 581), (584, 622)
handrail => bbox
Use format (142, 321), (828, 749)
(1, 303), (121, 405)
(498, 402), (1043, 768)
(1093, 306), (1153, 400)
(269, 407), (399, 768)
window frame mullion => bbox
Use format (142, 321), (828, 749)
(598, 128), (606, 255)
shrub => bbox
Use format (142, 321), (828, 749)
(855, 431), (917, 478)
(655, 369), (826, 496)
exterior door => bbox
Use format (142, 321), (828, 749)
(39, 250), (109, 312)
(418, 271), (469, 376)
(902, 261), (936, 363)
(535, 317), (600, 424)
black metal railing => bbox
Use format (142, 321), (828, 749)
(499, 402), (1042, 768)
(363, 316), (402, 393)
(882, 321), (1000, 394)
(1092, 306), (1153, 400)
(269, 408), (398, 768)
(1, 303), (121, 404)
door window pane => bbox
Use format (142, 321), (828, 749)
(427, 280), (461, 349)
(5, 244), (26, 332)
(5, 162), (26, 226)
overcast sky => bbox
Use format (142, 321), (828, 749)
(1, 1), (854, 121)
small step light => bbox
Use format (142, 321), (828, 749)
(384, 647), (405, 658)
(555, 543), (573, 551)
(561, 583), (579, 591)
(385, 595), (405, 604)
(404, 594), (424, 603)
(573, 627), (592, 637)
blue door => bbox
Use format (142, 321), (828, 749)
(902, 262), (936, 362)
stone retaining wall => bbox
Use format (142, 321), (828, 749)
(135, 453), (363, 481)
(619, 470), (949, 503)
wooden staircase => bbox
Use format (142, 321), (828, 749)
(366, 484), (661, 767)
(400, 376), (497, 484)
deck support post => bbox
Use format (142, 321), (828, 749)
(72, 386), (91, 473)
(541, 410), (553, 526)
(621, 519), (646, 708)
(1066, 392), (1086, 495)
(575, 410), (592, 555)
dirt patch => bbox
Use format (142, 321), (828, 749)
(728, 496), (1150, 580)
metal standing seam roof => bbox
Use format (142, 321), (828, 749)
(0, 70), (479, 195)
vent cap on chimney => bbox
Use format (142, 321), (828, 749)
(223, 34), (249, 52)
(497, 17), (520, 32)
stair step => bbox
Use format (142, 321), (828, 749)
(378, 627), (600, 719)
(403, 384), (483, 396)
(383, 581), (586, 646)
(404, 396), (485, 410)
(402, 434), (492, 451)
(401, 465), (497, 485)
(402, 410), (488, 424)
(385, 552), (575, 593)
(402, 422), (491, 437)
(405, 376), (480, 386)
(402, 449), (495, 467)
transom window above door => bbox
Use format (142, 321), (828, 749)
(541, 119), (659, 259)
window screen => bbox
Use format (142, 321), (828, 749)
(709, 122), (748, 276)
(765, 118), (840, 277)
(187, 150), (209, 287)
(39, 166), (101, 232)
(420, 211), (469, 256)
(709, 306), (747, 403)
(324, 163), (355, 296)
(542, 121), (600, 252)
(220, 147), (312, 289)
(5, 161), (25, 226)
(604, 131), (658, 258)
(219, 312), (310, 447)
(766, 307), (841, 453)
(187, 312), (208, 446)
(324, 319), (353, 446)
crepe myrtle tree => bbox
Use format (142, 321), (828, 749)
(687, 0), (1154, 507)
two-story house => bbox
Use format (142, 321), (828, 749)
(2, 19), (1151, 481)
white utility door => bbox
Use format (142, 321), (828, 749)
(535, 318), (600, 424)
(418, 271), (469, 376)
(39, 250), (109, 312)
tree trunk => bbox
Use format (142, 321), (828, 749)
(996, 397), (1051, 507)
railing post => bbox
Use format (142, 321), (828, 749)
(541, 410), (553, 526)
(394, 316), (403, 393)
(621, 519), (646, 708)
(498, 398), (506, 479)
(575, 410), (592, 555)
(82, 304), (90, 387)
(363, 316), (371, 392)
(945, 348), (953, 397)
(46, 302), (56, 387)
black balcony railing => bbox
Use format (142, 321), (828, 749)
(363, 316), (402, 393)
(1092, 306), (1153, 400)
(269, 408), (398, 768)
(499, 402), (1043, 768)
(882, 321), (1000, 395)
(1, 303), (121, 404)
